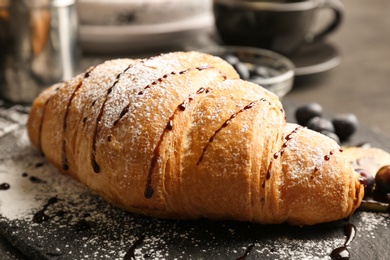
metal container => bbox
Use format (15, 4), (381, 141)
(0, 0), (78, 104)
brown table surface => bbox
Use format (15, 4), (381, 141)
(1, 0), (389, 258)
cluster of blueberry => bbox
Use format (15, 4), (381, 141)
(294, 102), (359, 144)
(294, 103), (390, 201)
(223, 54), (280, 84)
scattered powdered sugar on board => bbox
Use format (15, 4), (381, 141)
(1, 106), (389, 259)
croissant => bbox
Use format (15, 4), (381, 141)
(27, 51), (364, 225)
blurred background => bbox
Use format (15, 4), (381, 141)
(1, 0), (389, 134)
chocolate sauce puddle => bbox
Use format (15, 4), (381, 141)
(330, 223), (356, 260)
(0, 183), (10, 190)
(32, 197), (59, 223)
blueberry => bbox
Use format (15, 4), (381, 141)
(356, 168), (375, 196)
(375, 165), (390, 193)
(295, 103), (323, 126)
(332, 113), (359, 141)
(321, 130), (340, 144)
(232, 62), (250, 80)
(307, 116), (335, 133)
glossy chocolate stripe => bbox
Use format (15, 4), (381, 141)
(61, 67), (96, 171)
(91, 63), (134, 173)
(265, 126), (303, 183)
(114, 66), (213, 127)
(144, 85), (213, 199)
(197, 99), (266, 166)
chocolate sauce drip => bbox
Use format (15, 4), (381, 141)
(324, 150), (336, 161)
(91, 64), (134, 173)
(33, 211), (50, 224)
(61, 67), (95, 171)
(0, 183), (10, 190)
(113, 107), (129, 126)
(197, 100), (262, 165)
(166, 120), (173, 130)
(236, 243), (255, 260)
(32, 197), (58, 223)
(29, 176), (47, 184)
(144, 154), (158, 199)
(123, 235), (145, 260)
(35, 162), (44, 168)
(144, 86), (211, 198)
(330, 223), (356, 260)
(265, 126), (303, 182)
(91, 154), (100, 173)
(266, 162), (272, 180)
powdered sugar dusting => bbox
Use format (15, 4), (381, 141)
(1, 105), (389, 259)
(280, 124), (341, 185)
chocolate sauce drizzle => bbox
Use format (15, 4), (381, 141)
(236, 243), (255, 260)
(59, 67), (96, 171)
(330, 223), (356, 260)
(91, 64), (134, 173)
(324, 150), (335, 161)
(32, 197), (59, 223)
(0, 183), (10, 190)
(113, 66), (212, 127)
(264, 126), (303, 186)
(197, 99), (265, 166)
(123, 235), (145, 260)
(35, 162), (44, 168)
(144, 85), (211, 199)
(29, 176), (47, 184)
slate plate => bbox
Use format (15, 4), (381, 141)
(0, 104), (389, 260)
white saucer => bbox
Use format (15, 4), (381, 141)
(287, 42), (341, 76)
(79, 13), (214, 54)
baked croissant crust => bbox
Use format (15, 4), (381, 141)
(27, 51), (364, 225)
